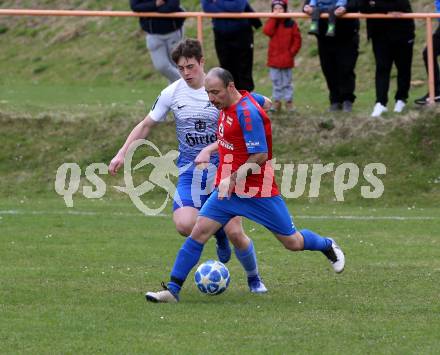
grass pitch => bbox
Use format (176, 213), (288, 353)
(1, 1), (439, 352)
(1, 197), (439, 354)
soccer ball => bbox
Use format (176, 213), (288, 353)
(194, 260), (230, 295)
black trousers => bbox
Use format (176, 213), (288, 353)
(317, 34), (359, 104)
(372, 37), (414, 105)
(312, 6), (336, 28)
(214, 27), (254, 92)
(423, 24), (440, 95)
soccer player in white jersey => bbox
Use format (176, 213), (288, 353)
(109, 38), (269, 293)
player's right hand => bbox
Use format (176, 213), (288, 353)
(108, 154), (124, 176)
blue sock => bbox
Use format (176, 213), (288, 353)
(234, 240), (258, 279)
(167, 237), (204, 295)
(214, 228), (228, 248)
(301, 229), (332, 252)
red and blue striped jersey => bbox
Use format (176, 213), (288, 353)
(215, 91), (279, 197)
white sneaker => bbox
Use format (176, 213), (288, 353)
(394, 100), (406, 113)
(371, 103), (388, 117)
(145, 283), (179, 303)
(323, 238), (345, 273)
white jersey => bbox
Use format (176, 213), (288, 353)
(149, 78), (220, 168)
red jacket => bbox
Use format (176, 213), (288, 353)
(263, 18), (302, 69)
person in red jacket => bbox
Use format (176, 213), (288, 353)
(263, 0), (302, 112)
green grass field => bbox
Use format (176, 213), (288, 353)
(1, 0), (440, 353)
(1, 197), (440, 353)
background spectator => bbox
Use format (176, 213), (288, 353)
(415, 0), (440, 105)
(130, 0), (185, 83)
(263, 0), (302, 112)
(303, 0), (359, 112)
(356, 0), (415, 117)
(201, 0), (261, 91)
(308, 0), (347, 37)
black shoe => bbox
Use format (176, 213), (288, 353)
(342, 101), (353, 112)
(328, 103), (342, 112)
(414, 93), (440, 105)
(415, 94), (428, 105)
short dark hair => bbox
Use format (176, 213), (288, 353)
(171, 38), (203, 64)
(206, 67), (234, 87)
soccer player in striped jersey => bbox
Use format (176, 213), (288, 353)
(109, 39), (269, 294)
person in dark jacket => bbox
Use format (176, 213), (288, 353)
(303, 0), (359, 112)
(130, 0), (185, 83)
(263, 0), (302, 112)
(201, 0), (261, 91)
(415, 0), (440, 105)
(356, 0), (415, 117)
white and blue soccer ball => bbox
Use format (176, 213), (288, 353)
(194, 260), (230, 295)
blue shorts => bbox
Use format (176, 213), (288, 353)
(199, 190), (296, 236)
(173, 163), (217, 211)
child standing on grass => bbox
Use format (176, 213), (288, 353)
(307, 0), (347, 37)
(263, 0), (302, 113)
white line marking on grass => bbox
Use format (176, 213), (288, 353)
(0, 210), (169, 217)
(0, 210), (437, 220)
(296, 215), (437, 220)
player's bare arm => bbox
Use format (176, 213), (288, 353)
(218, 152), (269, 199)
(108, 115), (158, 176)
(194, 142), (219, 167)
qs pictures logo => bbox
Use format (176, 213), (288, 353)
(54, 139), (179, 215)
(55, 140), (387, 215)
